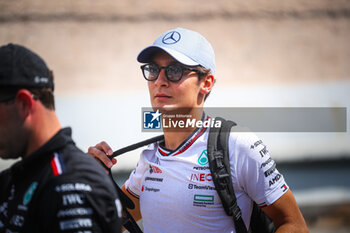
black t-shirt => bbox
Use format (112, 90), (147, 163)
(0, 128), (122, 233)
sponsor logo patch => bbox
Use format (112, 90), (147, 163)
(55, 183), (92, 192)
(62, 194), (84, 206)
(23, 182), (38, 206)
(188, 184), (215, 190)
(149, 165), (162, 174)
(193, 166), (210, 171)
(264, 162), (276, 177)
(190, 173), (212, 182)
(145, 177), (163, 182)
(141, 185), (160, 193)
(0, 202), (8, 217)
(259, 146), (269, 157)
(57, 208), (93, 218)
(198, 150), (208, 165)
(10, 215), (24, 227)
(281, 184), (288, 192)
(261, 157), (272, 168)
(269, 174), (282, 187)
(193, 194), (214, 207)
(250, 140), (263, 149)
(59, 218), (92, 230)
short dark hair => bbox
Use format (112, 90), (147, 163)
(27, 87), (55, 110)
(196, 66), (214, 101)
(0, 87), (55, 110)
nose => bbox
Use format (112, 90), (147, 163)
(154, 68), (169, 87)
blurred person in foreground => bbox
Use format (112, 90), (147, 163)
(0, 43), (122, 232)
(88, 28), (308, 233)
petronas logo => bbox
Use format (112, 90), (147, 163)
(198, 150), (208, 165)
(23, 182), (38, 206)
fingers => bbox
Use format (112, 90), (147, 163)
(87, 141), (115, 168)
(111, 157), (117, 165)
(97, 141), (114, 156)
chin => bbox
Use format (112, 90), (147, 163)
(152, 104), (177, 113)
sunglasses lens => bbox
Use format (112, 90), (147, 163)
(166, 65), (183, 82)
(143, 64), (159, 81)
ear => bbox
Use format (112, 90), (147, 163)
(15, 89), (36, 119)
(199, 74), (215, 95)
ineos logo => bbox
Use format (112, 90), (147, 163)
(162, 31), (181, 44)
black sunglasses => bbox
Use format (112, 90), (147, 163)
(141, 63), (201, 82)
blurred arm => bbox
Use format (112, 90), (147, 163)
(262, 190), (309, 233)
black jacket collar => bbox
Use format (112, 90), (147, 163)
(10, 127), (74, 181)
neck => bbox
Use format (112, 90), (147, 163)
(162, 108), (203, 150)
(23, 108), (61, 159)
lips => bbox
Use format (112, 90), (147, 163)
(155, 93), (171, 99)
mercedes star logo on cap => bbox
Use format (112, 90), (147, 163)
(162, 31), (181, 44)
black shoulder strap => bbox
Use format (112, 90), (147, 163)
(111, 135), (165, 158)
(207, 117), (248, 233)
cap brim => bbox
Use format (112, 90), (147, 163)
(137, 46), (199, 66)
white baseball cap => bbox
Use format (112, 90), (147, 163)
(137, 28), (216, 75)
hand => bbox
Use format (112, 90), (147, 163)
(88, 141), (117, 169)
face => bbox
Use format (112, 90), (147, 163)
(147, 51), (205, 111)
(0, 99), (28, 159)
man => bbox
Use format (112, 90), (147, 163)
(0, 43), (122, 232)
(89, 28), (308, 232)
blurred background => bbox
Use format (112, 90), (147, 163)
(1, 0), (349, 232)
